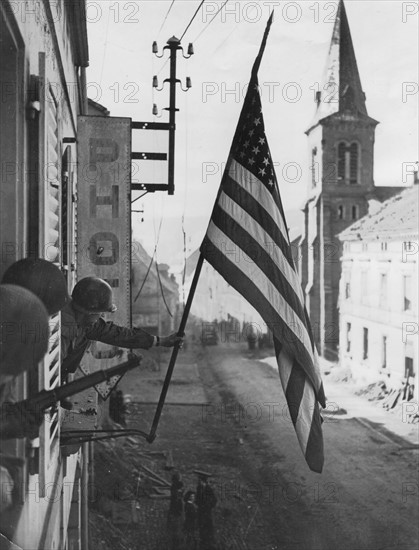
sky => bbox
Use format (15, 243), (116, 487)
(86, 0), (419, 267)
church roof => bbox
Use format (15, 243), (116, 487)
(307, 0), (374, 132)
(339, 186), (419, 241)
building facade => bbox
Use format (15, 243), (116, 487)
(0, 1), (89, 548)
(338, 186), (418, 400)
(131, 241), (179, 337)
(298, 0), (405, 360)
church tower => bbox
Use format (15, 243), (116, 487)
(300, 0), (401, 360)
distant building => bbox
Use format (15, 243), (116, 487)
(87, 98), (110, 117)
(182, 249), (263, 339)
(131, 241), (179, 336)
(298, 0), (407, 360)
(338, 186), (418, 398)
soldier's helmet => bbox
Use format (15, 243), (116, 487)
(1, 258), (69, 316)
(0, 284), (50, 376)
(71, 277), (117, 314)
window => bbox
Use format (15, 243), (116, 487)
(379, 274), (388, 309)
(337, 141), (359, 184)
(349, 143), (358, 184)
(403, 275), (412, 311)
(311, 147), (318, 188)
(346, 322), (351, 353)
(345, 282), (351, 300)
(337, 205), (345, 220)
(405, 342), (414, 377)
(363, 327), (369, 360)
(352, 205), (359, 220)
(337, 142), (346, 182)
(382, 336), (387, 369)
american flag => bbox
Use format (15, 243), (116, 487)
(200, 14), (325, 472)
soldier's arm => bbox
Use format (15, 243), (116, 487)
(85, 318), (155, 349)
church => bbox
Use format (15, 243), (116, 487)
(296, 0), (407, 360)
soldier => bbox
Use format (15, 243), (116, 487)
(195, 470), (217, 550)
(1, 257), (69, 316)
(60, 276), (182, 377)
(1, 258), (71, 439)
(167, 471), (184, 550)
(0, 284), (50, 439)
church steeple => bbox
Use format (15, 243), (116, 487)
(308, 0), (371, 131)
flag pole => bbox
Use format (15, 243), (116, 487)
(147, 253), (205, 443)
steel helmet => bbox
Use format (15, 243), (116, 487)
(71, 277), (117, 313)
(1, 258), (69, 315)
(0, 284), (50, 376)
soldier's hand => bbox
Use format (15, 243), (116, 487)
(159, 333), (184, 348)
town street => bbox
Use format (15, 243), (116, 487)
(92, 341), (419, 550)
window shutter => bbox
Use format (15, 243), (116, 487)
(38, 54), (62, 490)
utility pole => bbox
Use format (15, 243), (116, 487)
(131, 36), (193, 197)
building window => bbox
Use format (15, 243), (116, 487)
(337, 141), (359, 184)
(337, 142), (346, 182)
(337, 205), (345, 220)
(349, 143), (358, 184)
(345, 282), (351, 300)
(362, 243), (368, 252)
(405, 342), (414, 378)
(403, 275), (412, 311)
(346, 322), (351, 353)
(382, 336), (387, 369)
(381, 242), (388, 251)
(352, 205), (359, 220)
(363, 327), (369, 360)
(379, 274), (388, 309)
(311, 147), (318, 188)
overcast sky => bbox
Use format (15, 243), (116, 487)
(86, 1), (418, 266)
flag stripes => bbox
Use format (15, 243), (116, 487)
(216, 190), (306, 310)
(202, 229), (319, 388)
(219, 173), (294, 267)
(276, 340), (324, 473)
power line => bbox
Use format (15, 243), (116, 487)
(193, 0), (230, 42)
(180, 0), (206, 42)
(158, 0), (176, 36)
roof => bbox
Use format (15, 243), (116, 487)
(339, 186), (419, 241)
(307, 0), (377, 132)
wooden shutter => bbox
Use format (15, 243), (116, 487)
(38, 53), (62, 490)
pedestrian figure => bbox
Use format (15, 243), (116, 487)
(167, 472), (184, 550)
(183, 490), (198, 550)
(195, 471), (217, 550)
(109, 389), (126, 426)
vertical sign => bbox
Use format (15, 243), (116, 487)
(77, 116), (131, 397)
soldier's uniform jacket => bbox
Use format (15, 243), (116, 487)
(61, 302), (154, 376)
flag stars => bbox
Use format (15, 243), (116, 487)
(268, 179), (274, 187)
(259, 137), (266, 145)
(263, 157), (269, 166)
(243, 140), (250, 148)
(259, 167), (266, 177)
(254, 117), (261, 126)
(248, 129), (254, 137)
(252, 146), (260, 155)
(248, 157), (255, 166)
